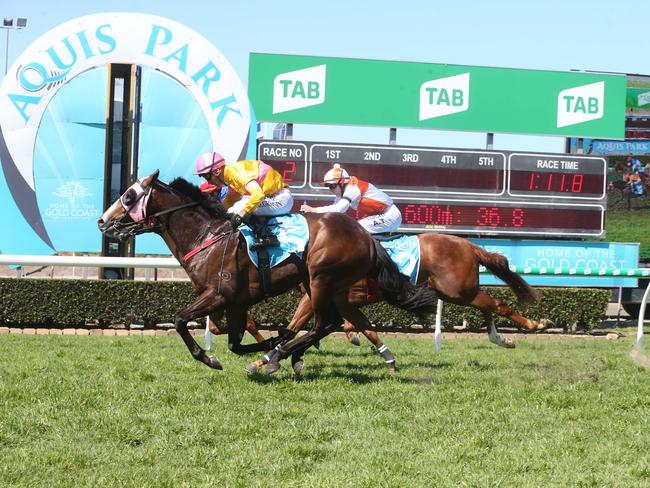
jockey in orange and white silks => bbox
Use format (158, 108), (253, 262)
(300, 163), (402, 234)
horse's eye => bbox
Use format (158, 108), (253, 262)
(122, 189), (136, 207)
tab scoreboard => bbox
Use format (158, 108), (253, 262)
(257, 140), (607, 237)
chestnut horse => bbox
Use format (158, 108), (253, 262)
(246, 233), (549, 374)
(97, 171), (438, 372)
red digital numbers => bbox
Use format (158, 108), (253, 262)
(403, 204), (454, 225)
(571, 174), (583, 193)
(521, 171), (591, 194)
(282, 161), (297, 182)
(401, 203), (528, 228)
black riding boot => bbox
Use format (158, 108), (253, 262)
(243, 215), (279, 249)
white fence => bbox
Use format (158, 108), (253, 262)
(1, 255), (649, 349)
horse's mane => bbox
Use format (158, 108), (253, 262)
(168, 177), (228, 219)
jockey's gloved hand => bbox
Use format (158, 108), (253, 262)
(227, 213), (242, 230)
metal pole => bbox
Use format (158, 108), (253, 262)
(636, 280), (650, 349)
(434, 299), (443, 351)
(4, 28), (9, 76)
(486, 133), (494, 150)
(389, 128), (397, 145)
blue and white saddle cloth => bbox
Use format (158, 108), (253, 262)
(378, 235), (421, 284)
(241, 214), (309, 267)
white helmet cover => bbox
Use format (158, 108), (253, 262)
(322, 163), (350, 185)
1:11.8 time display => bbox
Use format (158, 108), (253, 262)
(509, 171), (604, 195)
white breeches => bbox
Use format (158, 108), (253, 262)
(227, 188), (294, 216)
(358, 204), (402, 234)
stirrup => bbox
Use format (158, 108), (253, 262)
(252, 236), (279, 249)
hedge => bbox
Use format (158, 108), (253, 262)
(0, 278), (610, 331)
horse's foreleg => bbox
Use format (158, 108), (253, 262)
(175, 289), (226, 370)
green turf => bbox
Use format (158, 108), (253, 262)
(604, 208), (650, 261)
(1, 334), (650, 487)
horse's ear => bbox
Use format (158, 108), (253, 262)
(143, 169), (160, 187)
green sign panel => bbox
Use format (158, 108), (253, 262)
(249, 53), (626, 139)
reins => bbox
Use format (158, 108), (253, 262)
(182, 229), (233, 263)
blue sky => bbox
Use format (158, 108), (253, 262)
(3, 0), (648, 152)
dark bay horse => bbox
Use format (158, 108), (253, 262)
(97, 170), (438, 372)
(246, 233), (549, 374)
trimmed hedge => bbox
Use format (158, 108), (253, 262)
(0, 278), (610, 331)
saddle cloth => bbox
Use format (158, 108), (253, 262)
(243, 220), (420, 284)
(377, 234), (421, 285)
(241, 214), (309, 268)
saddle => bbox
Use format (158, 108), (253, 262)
(372, 232), (404, 243)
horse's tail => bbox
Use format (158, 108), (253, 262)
(472, 245), (539, 304)
(371, 239), (438, 319)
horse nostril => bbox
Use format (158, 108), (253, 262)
(97, 218), (105, 228)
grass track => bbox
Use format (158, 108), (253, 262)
(1, 334), (650, 487)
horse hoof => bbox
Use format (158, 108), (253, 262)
(503, 338), (516, 348)
(349, 334), (361, 347)
(292, 360), (304, 376)
(206, 356), (223, 370)
(387, 363), (397, 374)
(537, 318), (553, 330)
(245, 360), (264, 374)
(265, 361), (282, 375)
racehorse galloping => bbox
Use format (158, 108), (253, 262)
(97, 171), (438, 372)
(266, 232), (549, 373)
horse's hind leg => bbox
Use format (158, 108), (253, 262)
(470, 291), (545, 340)
(334, 300), (396, 373)
(343, 321), (361, 346)
(209, 310), (265, 344)
(263, 281), (342, 374)
(481, 310), (515, 348)
(245, 315), (266, 343)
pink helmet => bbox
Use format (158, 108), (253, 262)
(195, 151), (226, 175)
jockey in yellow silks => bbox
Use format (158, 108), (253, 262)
(195, 151), (293, 246)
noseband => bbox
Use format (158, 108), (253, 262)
(110, 180), (199, 237)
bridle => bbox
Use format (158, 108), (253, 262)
(109, 179), (199, 238)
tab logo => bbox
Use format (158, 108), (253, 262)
(419, 73), (470, 120)
(638, 91), (650, 107)
(273, 64), (326, 114)
(557, 81), (604, 128)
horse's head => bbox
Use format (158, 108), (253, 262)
(97, 169), (167, 239)
(98, 170), (227, 240)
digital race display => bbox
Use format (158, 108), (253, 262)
(396, 201), (603, 233)
(309, 145), (505, 195)
(259, 141), (607, 237)
(507, 153), (606, 199)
